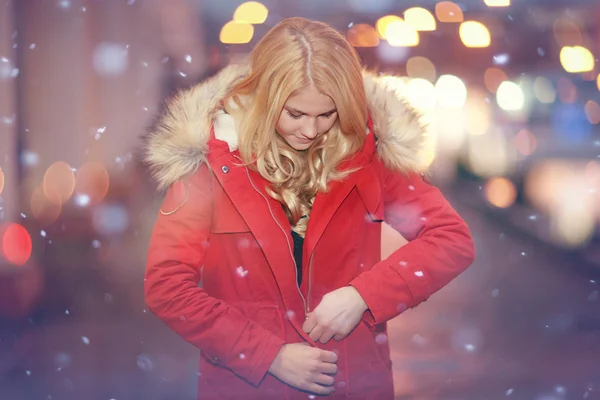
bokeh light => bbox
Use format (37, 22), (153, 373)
(404, 7), (436, 31)
(584, 100), (600, 125)
(553, 18), (583, 47)
(533, 77), (556, 104)
(435, 1), (464, 23)
(31, 185), (62, 225)
(459, 21), (491, 48)
(466, 130), (513, 177)
(465, 88), (491, 136)
(347, 24), (380, 47)
(484, 67), (508, 94)
(1, 223), (32, 266)
(514, 129), (537, 156)
(0, 167), (4, 195)
(484, 0), (510, 6)
(233, 2), (268, 24)
(43, 161), (75, 205)
(403, 78), (436, 111)
(386, 20), (419, 47)
(435, 75), (467, 108)
(406, 56), (436, 82)
(560, 46), (595, 73)
(496, 81), (525, 111)
(557, 77), (577, 103)
(75, 162), (110, 205)
(376, 15), (402, 39)
(484, 177), (517, 208)
(220, 21), (254, 44)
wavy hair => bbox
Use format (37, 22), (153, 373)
(223, 17), (368, 237)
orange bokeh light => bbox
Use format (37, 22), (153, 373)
(75, 162), (110, 205)
(31, 185), (62, 225)
(43, 161), (75, 205)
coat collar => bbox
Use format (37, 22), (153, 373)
(143, 63), (428, 191)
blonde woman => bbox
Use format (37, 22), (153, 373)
(144, 17), (475, 399)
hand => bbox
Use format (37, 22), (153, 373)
(303, 286), (369, 343)
(268, 343), (337, 395)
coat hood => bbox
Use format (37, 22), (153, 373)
(143, 63), (428, 191)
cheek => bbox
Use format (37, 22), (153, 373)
(276, 117), (298, 136)
(318, 118), (336, 134)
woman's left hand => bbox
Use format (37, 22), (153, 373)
(302, 286), (369, 343)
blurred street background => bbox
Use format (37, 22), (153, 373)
(1, 0), (599, 399)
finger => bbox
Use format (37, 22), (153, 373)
(319, 329), (336, 344)
(302, 313), (318, 333)
(305, 383), (335, 396)
(313, 373), (335, 386)
(319, 350), (338, 364)
(319, 362), (338, 375)
(333, 333), (346, 341)
(309, 325), (325, 342)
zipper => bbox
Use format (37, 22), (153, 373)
(238, 158), (309, 315)
(306, 253), (315, 313)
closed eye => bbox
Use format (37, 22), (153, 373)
(287, 110), (302, 119)
(286, 109), (337, 119)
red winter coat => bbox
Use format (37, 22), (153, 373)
(144, 64), (475, 399)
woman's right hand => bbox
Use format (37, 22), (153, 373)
(268, 343), (337, 395)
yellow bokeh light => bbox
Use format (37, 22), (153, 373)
(560, 46), (594, 73)
(484, 0), (510, 6)
(347, 24), (380, 47)
(485, 177), (517, 208)
(496, 81), (524, 111)
(533, 77), (556, 104)
(435, 75), (467, 108)
(376, 15), (402, 39)
(406, 56), (436, 82)
(220, 21), (254, 44)
(0, 168), (4, 196)
(465, 89), (491, 136)
(434, 107), (466, 153)
(403, 78), (436, 110)
(597, 73), (600, 91)
(459, 21), (490, 48)
(43, 161), (75, 205)
(386, 20), (419, 47)
(585, 100), (600, 125)
(551, 201), (595, 248)
(233, 2), (268, 24)
(435, 1), (464, 23)
(404, 7), (436, 31)
(466, 131), (512, 177)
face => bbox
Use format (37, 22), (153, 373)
(275, 86), (338, 150)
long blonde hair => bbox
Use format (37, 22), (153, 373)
(223, 18), (368, 236)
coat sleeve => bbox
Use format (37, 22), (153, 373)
(144, 165), (284, 387)
(350, 165), (476, 326)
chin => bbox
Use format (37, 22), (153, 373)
(291, 142), (312, 151)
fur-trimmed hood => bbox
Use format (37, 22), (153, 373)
(144, 63), (428, 191)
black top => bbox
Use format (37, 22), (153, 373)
(291, 230), (304, 286)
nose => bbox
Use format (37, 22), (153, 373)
(301, 119), (318, 139)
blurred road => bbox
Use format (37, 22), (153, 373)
(1, 191), (599, 400)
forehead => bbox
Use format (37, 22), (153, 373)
(284, 86), (335, 115)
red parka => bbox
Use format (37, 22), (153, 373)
(144, 64), (475, 399)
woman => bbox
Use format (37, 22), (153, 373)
(144, 17), (475, 399)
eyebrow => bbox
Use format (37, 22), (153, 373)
(286, 107), (337, 116)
